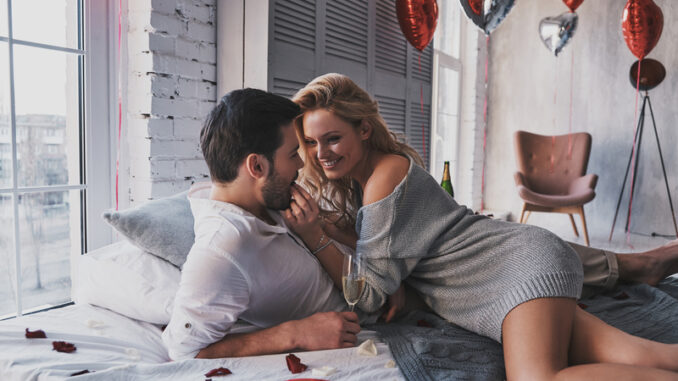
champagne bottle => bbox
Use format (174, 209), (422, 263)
(441, 161), (454, 198)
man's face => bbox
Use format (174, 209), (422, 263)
(261, 123), (303, 210)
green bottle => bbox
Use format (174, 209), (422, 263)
(441, 161), (454, 198)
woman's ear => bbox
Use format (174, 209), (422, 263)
(244, 153), (270, 179)
(359, 120), (372, 141)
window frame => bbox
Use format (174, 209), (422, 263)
(0, 0), (114, 318)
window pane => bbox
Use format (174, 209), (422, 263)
(437, 1), (461, 59)
(0, 41), (10, 188)
(0, 193), (16, 317)
(11, 0), (79, 49)
(433, 66), (460, 176)
(0, 0), (7, 37)
(13, 45), (80, 187)
(19, 189), (80, 313)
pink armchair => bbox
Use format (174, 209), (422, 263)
(514, 131), (598, 246)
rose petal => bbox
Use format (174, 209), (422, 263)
(356, 339), (378, 357)
(25, 328), (47, 339)
(286, 354), (308, 374)
(416, 319), (432, 328)
(204, 367), (232, 377)
(53, 341), (77, 353)
(577, 302), (588, 310)
(311, 365), (336, 377)
(613, 291), (630, 300)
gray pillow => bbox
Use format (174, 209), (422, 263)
(102, 191), (195, 268)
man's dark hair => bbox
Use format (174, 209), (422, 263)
(200, 88), (301, 183)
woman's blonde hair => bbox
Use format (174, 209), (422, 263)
(292, 73), (424, 229)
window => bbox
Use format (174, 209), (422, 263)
(0, 0), (113, 319)
(430, 0), (463, 183)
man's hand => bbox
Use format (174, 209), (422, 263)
(291, 311), (361, 350)
(381, 283), (406, 323)
(283, 184), (321, 239)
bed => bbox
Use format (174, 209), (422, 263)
(0, 241), (403, 381)
(3, 240), (678, 381)
(2, 188), (678, 380)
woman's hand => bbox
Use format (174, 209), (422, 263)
(283, 184), (321, 240)
(381, 283), (406, 323)
(321, 216), (358, 250)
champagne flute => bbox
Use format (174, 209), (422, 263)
(342, 252), (366, 312)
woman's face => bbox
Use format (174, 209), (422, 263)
(301, 108), (369, 180)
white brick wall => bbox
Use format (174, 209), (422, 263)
(125, 0), (216, 205)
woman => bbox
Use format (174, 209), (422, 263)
(286, 73), (678, 380)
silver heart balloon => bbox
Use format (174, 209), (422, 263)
(539, 12), (578, 56)
(459, 0), (516, 35)
(482, 0), (516, 35)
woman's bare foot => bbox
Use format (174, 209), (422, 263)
(617, 240), (678, 286)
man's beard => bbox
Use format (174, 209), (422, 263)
(262, 169), (296, 210)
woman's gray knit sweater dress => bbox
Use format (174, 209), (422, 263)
(354, 159), (583, 342)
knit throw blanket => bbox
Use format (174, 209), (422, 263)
(369, 279), (678, 381)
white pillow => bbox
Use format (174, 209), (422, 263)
(74, 240), (182, 325)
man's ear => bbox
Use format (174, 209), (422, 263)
(244, 153), (270, 179)
(359, 119), (372, 141)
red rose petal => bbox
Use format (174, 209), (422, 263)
(577, 302), (588, 310)
(70, 370), (91, 376)
(416, 319), (432, 327)
(285, 354), (308, 374)
(204, 367), (232, 377)
(25, 328), (47, 339)
(52, 341), (77, 353)
(613, 291), (630, 300)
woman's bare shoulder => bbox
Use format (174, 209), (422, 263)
(362, 154), (410, 206)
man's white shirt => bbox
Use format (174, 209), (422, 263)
(162, 192), (349, 360)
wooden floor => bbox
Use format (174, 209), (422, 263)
(521, 212), (675, 254)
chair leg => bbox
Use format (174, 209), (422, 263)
(578, 206), (590, 247)
(568, 214), (579, 237)
(525, 211), (532, 223)
(519, 204), (527, 224)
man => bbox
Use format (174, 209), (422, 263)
(163, 88), (678, 360)
(162, 88), (368, 361)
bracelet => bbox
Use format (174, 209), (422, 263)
(312, 238), (333, 256)
(314, 233), (326, 250)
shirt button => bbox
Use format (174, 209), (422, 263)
(184, 322), (191, 329)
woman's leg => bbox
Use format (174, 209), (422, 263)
(502, 297), (678, 380)
(569, 306), (678, 371)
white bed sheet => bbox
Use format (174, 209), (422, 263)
(0, 303), (404, 380)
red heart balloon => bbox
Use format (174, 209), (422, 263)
(562, 0), (584, 12)
(468, 0), (483, 15)
(396, 0), (439, 51)
(621, 0), (663, 59)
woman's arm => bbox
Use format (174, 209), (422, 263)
(321, 216), (358, 250)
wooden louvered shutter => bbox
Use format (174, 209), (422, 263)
(270, 0), (316, 98)
(269, 0), (433, 169)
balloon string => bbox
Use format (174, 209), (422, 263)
(116, 0), (122, 210)
(480, 35), (490, 212)
(551, 61), (558, 174)
(568, 48), (574, 159)
(550, 136), (555, 174)
(418, 52), (426, 161)
(625, 59), (642, 247)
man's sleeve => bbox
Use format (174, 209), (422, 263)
(162, 247), (251, 360)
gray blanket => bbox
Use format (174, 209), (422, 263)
(369, 279), (678, 381)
